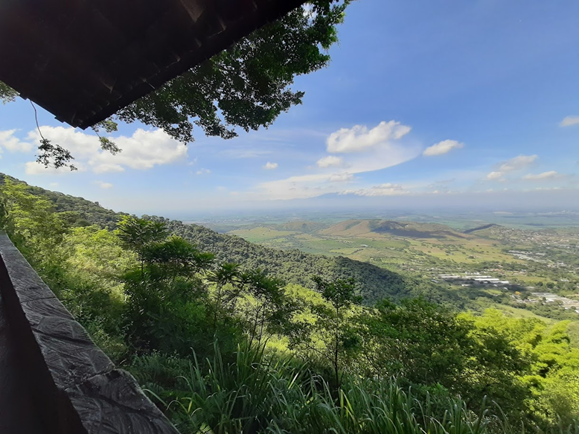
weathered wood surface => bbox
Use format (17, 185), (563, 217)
(0, 233), (180, 434)
(0, 287), (47, 434)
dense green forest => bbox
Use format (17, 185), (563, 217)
(1, 174), (579, 433)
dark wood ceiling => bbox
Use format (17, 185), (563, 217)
(0, 0), (305, 129)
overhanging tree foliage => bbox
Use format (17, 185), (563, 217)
(0, 81), (17, 103)
(1, 0), (352, 168)
(117, 0), (350, 143)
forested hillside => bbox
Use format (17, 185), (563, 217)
(0, 174), (443, 303)
(1, 175), (123, 229)
(165, 218), (425, 303)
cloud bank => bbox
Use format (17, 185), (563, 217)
(343, 183), (407, 196)
(0, 130), (33, 154)
(486, 154), (538, 181)
(254, 120), (421, 200)
(13, 126), (188, 175)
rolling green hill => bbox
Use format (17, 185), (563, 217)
(278, 220), (328, 233)
(0, 174), (122, 229)
(463, 223), (499, 234)
(321, 219), (469, 239)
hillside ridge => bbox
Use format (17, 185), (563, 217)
(463, 223), (499, 234)
(321, 219), (469, 239)
(0, 174), (423, 303)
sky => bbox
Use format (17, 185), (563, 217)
(1, 0), (579, 218)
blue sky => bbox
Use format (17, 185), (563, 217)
(1, 0), (578, 216)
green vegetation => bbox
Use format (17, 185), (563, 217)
(0, 81), (17, 103)
(1, 176), (579, 433)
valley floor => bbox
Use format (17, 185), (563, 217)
(224, 219), (579, 328)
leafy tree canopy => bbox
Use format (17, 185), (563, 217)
(0, 81), (18, 103)
(1, 0), (352, 168)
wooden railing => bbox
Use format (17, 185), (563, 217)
(0, 233), (179, 434)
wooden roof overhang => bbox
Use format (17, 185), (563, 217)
(0, 0), (306, 129)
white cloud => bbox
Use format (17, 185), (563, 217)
(263, 162), (278, 170)
(49, 182), (59, 188)
(255, 174), (330, 200)
(485, 155), (538, 181)
(24, 126), (188, 175)
(93, 164), (124, 174)
(221, 149), (272, 159)
(423, 139), (464, 157)
(523, 171), (560, 180)
(560, 116), (579, 127)
(317, 155), (343, 168)
(343, 183), (407, 197)
(25, 161), (87, 175)
(97, 128), (188, 170)
(196, 168), (211, 175)
(498, 155), (537, 172)
(95, 181), (113, 189)
(0, 129), (33, 153)
(486, 171), (504, 180)
(329, 172), (354, 182)
(326, 120), (411, 153)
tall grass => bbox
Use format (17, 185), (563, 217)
(139, 344), (508, 434)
